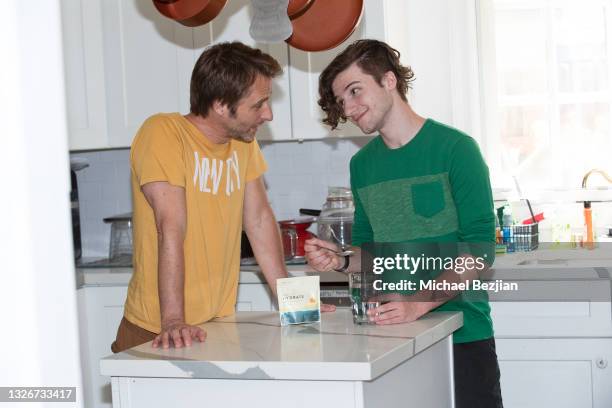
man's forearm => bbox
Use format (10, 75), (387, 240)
(157, 229), (185, 326)
(245, 206), (288, 296)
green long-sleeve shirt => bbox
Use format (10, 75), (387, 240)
(350, 118), (496, 343)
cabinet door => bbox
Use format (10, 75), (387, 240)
(236, 283), (274, 311)
(287, 0), (409, 140)
(61, 0), (109, 150)
(77, 286), (128, 408)
(100, 0), (194, 148)
(192, 0), (292, 141)
(496, 338), (612, 408)
(491, 301), (612, 338)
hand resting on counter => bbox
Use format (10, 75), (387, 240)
(152, 321), (206, 349)
(367, 300), (436, 325)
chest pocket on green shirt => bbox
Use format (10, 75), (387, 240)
(412, 181), (445, 218)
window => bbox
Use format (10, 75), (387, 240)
(478, 0), (612, 190)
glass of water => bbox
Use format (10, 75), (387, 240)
(348, 272), (379, 325)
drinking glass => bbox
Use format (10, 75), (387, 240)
(348, 272), (379, 324)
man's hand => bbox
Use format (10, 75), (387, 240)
(321, 303), (336, 313)
(304, 238), (342, 272)
(152, 321), (206, 349)
(367, 301), (436, 325)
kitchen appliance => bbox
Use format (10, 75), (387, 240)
(278, 216), (316, 258)
(70, 158), (89, 260)
(103, 213), (133, 264)
(317, 187), (354, 250)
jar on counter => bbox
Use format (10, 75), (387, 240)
(103, 213), (133, 262)
(317, 187), (354, 250)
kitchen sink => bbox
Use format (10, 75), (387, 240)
(516, 258), (612, 267)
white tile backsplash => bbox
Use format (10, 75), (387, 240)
(71, 150), (132, 258)
(71, 137), (612, 257)
(70, 138), (371, 257)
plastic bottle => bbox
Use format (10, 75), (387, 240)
(502, 205), (514, 252)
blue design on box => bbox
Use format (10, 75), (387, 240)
(280, 309), (321, 325)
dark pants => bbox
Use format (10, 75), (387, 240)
(454, 337), (504, 408)
(111, 317), (157, 353)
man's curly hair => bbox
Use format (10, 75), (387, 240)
(318, 40), (415, 130)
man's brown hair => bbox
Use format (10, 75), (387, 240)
(190, 42), (282, 117)
(318, 39), (415, 129)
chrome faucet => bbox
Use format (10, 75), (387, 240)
(581, 169), (612, 189)
(581, 169), (612, 249)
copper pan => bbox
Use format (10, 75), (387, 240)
(287, 0), (313, 19)
(286, 0), (364, 52)
(153, 0), (227, 27)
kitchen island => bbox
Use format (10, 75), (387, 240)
(101, 309), (462, 408)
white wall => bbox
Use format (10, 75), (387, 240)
(0, 1), (83, 405)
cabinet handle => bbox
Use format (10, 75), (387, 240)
(596, 358), (608, 369)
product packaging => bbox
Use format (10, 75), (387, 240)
(277, 276), (320, 326)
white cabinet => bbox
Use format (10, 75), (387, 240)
(61, 0), (190, 149)
(62, 0), (291, 150)
(99, 0), (195, 148)
(61, 0), (109, 150)
(490, 300), (612, 408)
(77, 285), (127, 408)
(287, 0), (411, 140)
(236, 283), (275, 311)
(496, 338), (612, 408)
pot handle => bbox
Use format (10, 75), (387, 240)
(280, 227), (297, 260)
(299, 208), (321, 216)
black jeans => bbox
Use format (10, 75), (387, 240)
(454, 337), (504, 408)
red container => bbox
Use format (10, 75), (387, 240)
(278, 217), (316, 258)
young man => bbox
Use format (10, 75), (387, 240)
(112, 42), (334, 353)
(305, 39), (503, 407)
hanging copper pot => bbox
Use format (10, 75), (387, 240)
(286, 0), (364, 52)
(153, 0), (227, 27)
(287, 0), (313, 19)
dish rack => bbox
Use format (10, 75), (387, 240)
(507, 223), (539, 252)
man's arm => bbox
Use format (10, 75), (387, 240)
(242, 177), (288, 297)
(141, 181), (206, 348)
(243, 177), (335, 312)
(304, 237), (362, 274)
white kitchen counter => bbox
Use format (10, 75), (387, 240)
(101, 309), (461, 381)
(101, 310), (462, 408)
(492, 246), (612, 269)
(77, 264), (346, 287)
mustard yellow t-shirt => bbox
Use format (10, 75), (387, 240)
(124, 113), (267, 333)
